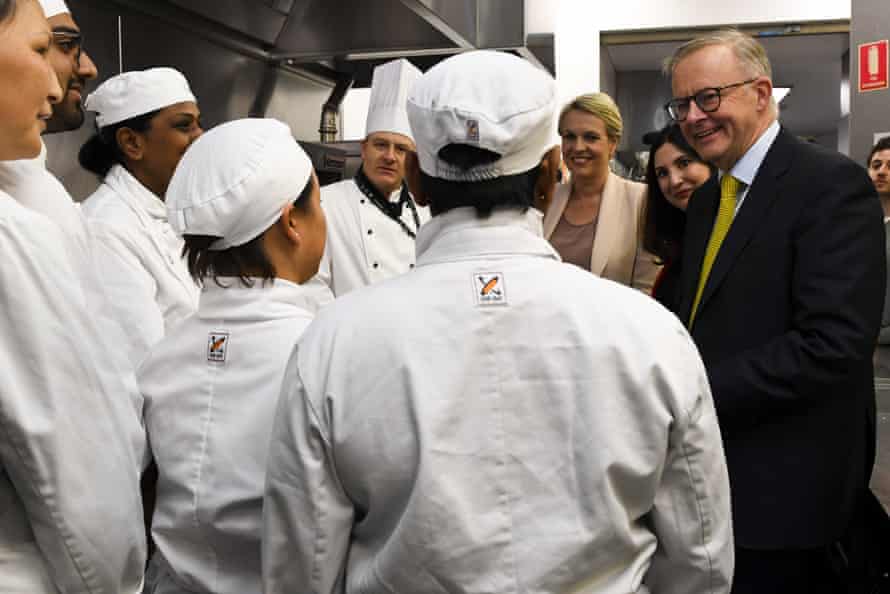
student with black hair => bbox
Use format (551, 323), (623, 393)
(80, 67), (203, 366)
(139, 118), (329, 594)
(263, 50), (733, 594)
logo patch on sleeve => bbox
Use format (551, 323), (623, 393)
(207, 332), (229, 363)
(473, 272), (507, 306)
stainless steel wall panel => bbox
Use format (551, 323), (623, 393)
(476, 0), (525, 49)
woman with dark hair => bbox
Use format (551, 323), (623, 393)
(80, 66), (203, 366)
(138, 118), (329, 594)
(0, 1), (146, 592)
(642, 124), (715, 312)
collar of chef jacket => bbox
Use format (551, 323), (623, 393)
(415, 206), (560, 267)
(197, 276), (332, 320)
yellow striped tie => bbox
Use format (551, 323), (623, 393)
(688, 174), (740, 328)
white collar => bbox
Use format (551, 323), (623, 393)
(416, 206), (559, 266)
(725, 119), (781, 186)
(104, 164), (168, 221)
(197, 277), (326, 321)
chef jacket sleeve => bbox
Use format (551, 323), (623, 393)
(643, 332), (734, 594)
(0, 208), (146, 594)
(89, 225), (165, 367)
(263, 346), (354, 594)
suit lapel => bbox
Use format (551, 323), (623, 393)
(693, 128), (795, 319)
(590, 173), (622, 276)
(679, 176), (719, 323)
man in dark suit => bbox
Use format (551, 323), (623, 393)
(665, 30), (885, 593)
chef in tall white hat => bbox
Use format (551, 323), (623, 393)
(262, 50), (733, 594)
(313, 58), (430, 297)
(79, 67), (203, 367)
(139, 117), (328, 594)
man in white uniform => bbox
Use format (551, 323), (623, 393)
(263, 51), (734, 594)
(140, 118), (328, 594)
(316, 58), (430, 296)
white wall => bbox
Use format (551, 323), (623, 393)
(555, 0), (850, 99)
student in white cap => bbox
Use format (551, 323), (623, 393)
(80, 67), (203, 366)
(263, 50), (734, 594)
(315, 57), (430, 296)
(138, 118), (329, 594)
(0, 1), (146, 593)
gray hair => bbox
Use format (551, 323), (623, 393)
(664, 29), (776, 114)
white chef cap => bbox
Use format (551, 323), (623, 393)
(38, 0), (69, 17)
(84, 67), (196, 129)
(365, 58), (422, 142)
(166, 118), (313, 251)
(406, 50), (557, 182)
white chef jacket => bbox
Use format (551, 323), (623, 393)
(263, 207), (734, 594)
(0, 191), (146, 594)
(139, 278), (329, 594)
(314, 178), (430, 296)
(0, 148), (148, 459)
(82, 164), (199, 367)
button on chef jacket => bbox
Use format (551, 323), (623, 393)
(263, 207), (734, 594)
(82, 164), (199, 366)
(139, 278), (327, 594)
(314, 178), (430, 296)
(0, 191), (146, 594)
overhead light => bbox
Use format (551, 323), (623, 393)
(773, 87), (791, 103)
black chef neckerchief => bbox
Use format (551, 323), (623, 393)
(354, 166), (421, 239)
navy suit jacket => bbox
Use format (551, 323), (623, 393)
(678, 127), (885, 548)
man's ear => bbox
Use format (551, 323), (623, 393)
(116, 127), (145, 162)
(533, 145), (561, 214)
(404, 150), (428, 207)
(755, 76), (774, 112)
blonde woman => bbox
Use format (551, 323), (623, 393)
(544, 92), (659, 291)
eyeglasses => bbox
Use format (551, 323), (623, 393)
(664, 78), (757, 122)
(51, 30), (84, 67)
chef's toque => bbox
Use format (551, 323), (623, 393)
(365, 58), (422, 142)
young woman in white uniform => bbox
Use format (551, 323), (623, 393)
(80, 67), (203, 366)
(138, 118), (329, 594)
(0, 1), (146, 592)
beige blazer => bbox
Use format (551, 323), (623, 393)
(543, 171), (660, 292)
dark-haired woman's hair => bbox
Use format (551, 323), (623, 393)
(0, 0), (16, 23)
(868, 136), (890, 166)
(642, 124), (715, 262)
(78, 110), (160, 178)
(182, 176), (315, 287)
(421, 144), (538, 218)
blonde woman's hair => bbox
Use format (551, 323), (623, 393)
(558, 93), (623, 144)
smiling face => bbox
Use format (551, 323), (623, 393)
(653, 141), (712, 211)
(0, 0), (62, 160)
(360, 131), (413, 196)
(45, 12), (97, 133)
(559, 109), (616, 181)
(869, 149), (890, 198)
(671, 44), (773, 172)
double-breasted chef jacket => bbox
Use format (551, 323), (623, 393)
(314, 177), (430, 297)
(139, 278), (326, 594)
(263, 207), (733, 594)
(83, 164), (199, 366)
